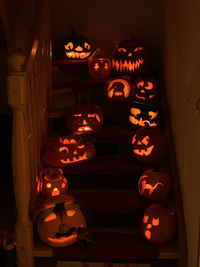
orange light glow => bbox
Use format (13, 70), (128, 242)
(133, 145), (154, 156)
(67, 210), (76, 217)
(46, 183), (51, 188)
(44, 213), (57, 222)
(145, 230), (151, 240)
(152, 217), (159, 226)
(145, 82), (153, 90)
(52, 188), (60, 196)
(143, 214), (149, 223)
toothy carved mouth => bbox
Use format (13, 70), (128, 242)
(65, 52), (91, 59)
(129, 116), (158, 127)
(114, 92), (123, 96)
(112, 59), (144, 72)
(133, 145), (154, 156)
(60, 152), (89, 164)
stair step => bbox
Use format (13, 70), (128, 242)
(62, 156), (152, 175)
(71, 189), (149, 214)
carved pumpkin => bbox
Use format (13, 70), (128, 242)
(111, 38), (147, 76)
(140, 203), (176, 244)
(43, 134), (96, 167)
(66, 104), (103, 135)
(88, 49), (111, 79)
(37, 201), (86, 247)
(105, 77), (132, 102)
(129, 101), (159, 127)
(64, 29), (91, 60)
(133, 77), (160, 103)
(131, 128), (168, 164)
(39, 168), (68, 198)
(138, 169), (171, 202)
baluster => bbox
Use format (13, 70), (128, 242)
(7, 52), (34, 267)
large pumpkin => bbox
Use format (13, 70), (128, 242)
(138, 169), (171, 202)
(37, 201), (86, 247)
(111, 38), (147, 76)
(140, 203), (176, 244)
(66, 104), (103, 135)
(129, 101), (159, 127)
(39, 168), (68, 199)
(43, 134), (96, 167)
(64, 29), (91, 60)
(133, 77), (160, 103)
(131, 127), (168, 164)
(105, 76), (132, 102)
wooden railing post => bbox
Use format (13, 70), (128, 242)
(7, 52), (34, 267)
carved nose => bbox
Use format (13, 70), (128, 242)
(141, 89), (145, 93)
(137, 141), (142, 145)
(74, 150), (78, 154)
(146, 224), (152, 229)
(83, 120), (87, 125)
(75, 46), (83, 52)
(128, 53), (132, 57)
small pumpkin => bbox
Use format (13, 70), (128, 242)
(39, 168), (68, 198)
(64, 29), (91, 60)
(131, 127), (168, 164)
(129, 101), (159, 127)
(138, 169), (171, 202)
(66, 104), (103, 135)
(133, 77), (160, 103)
(111, 38), (147, 76)
(43, 134), (96, 167)
(37, 201), (86, 247)
(88, 49), (111, 79)
(105, 76), (132, 102)
(140, 203), (176, 244)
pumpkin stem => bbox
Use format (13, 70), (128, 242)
(71, 27), (77, 36)
(54, 203), (65, 223)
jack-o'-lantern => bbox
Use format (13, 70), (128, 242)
(37, 201), (86, 247)
(43, 134), (96, 167)
(131, 128), (168, 164)
(138, 169), (171, 202)
(111, 38), (147, 76)
(133, 77), (160, 103)
(66, 104), (103, 135)
(64, 29), (91, 60)
(129, 101), (159, 127)
(140, 203), (176, 244)
(88, 49), (111, 79)
(39, 168), (68, 198)
(105, 77), (132, 102)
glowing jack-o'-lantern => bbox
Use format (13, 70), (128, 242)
(140, 203), (176, 244)
(105, 77), (132, 102)
(64, 29), (91, 60)
(138, 169), (171, 202)
(37, 201), (86, 247)
(43, 134), (96, 167)
(88, 49), (111, 79)
(111, 38), (147, 76)
(39, 168), (69, 199)
(131, 128), (168, 164)
(66, 104), (103, 135)
(133, 77), (160, 103)
(129, 101), (159, 127)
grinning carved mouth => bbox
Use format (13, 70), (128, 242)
(112, 59), (144, 73)
(136, 94), (155, 100)
(129, 116), (158, 127)
(48, 233), (77, 244)
(60, 152), (89, 164)
(77, 126), (93, 132)
(133, 145), (154, 156)
(114, 91), (123, 96)
(65, 51), (91, 59)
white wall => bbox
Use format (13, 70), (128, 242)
(164, 1), (200, 266)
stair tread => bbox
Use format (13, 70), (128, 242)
(34, 228), (179, 260)
(62, 156), (152, 175)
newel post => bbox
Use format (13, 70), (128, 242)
(7, 52), (34, 267)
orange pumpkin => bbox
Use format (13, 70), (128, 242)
(138, 169), (171, 202)
(37, 201), (86, 247)
(140, 203), (176, 244)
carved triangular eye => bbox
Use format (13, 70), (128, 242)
(117, 47), (127, 52)
(137, 81), (144, 87)
(132, 134), (137, 144)
(143, 214), (149, 223)
(130, 108), (141, 117)
(67, 210), (76, 217)
(94, 63), (99, 70)
(44, 213), (57, 222)
(65, 42), (73, 50)
(141, 136), (149, 145)
(148, 111), (158, 120)
(134, 47), (144, 52)
(70, 139), (76, 144)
